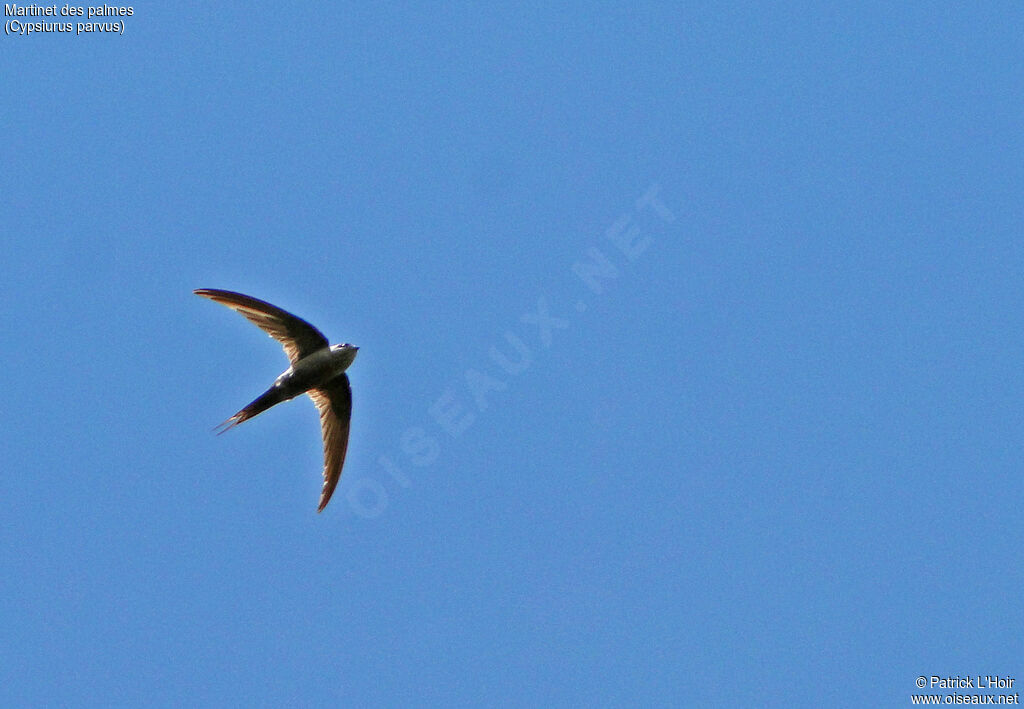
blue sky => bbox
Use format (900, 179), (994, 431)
(3, 3), (1023, 706)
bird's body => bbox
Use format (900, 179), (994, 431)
(279, 345), (358, 393)
(194, 288), (358, 512)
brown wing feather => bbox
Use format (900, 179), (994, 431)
(194, 288), (329, 364)
(307, 373), (352, 513)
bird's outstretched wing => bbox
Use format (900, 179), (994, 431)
(307, 373), (352, 513)
(194, 288), (328, 364)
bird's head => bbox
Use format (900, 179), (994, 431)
(330, 343), (359, 369)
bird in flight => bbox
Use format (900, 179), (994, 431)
(194, 288), (358, 512)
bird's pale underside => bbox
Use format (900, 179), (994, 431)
(194, 288), (358, 512)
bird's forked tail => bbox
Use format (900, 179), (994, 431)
(214, 385), (288, 435)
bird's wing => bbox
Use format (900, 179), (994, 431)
(194, 289), (329, 364)
(307, 373), (352, 513)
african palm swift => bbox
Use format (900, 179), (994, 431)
(194, 288), (358, 512)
